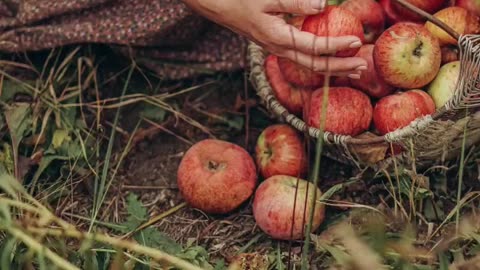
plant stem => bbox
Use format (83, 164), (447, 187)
(6, 226), (80, 270)
(27, 226), (204, 270)
(301, 78), (330, 270)
(456, 109), (469, 233)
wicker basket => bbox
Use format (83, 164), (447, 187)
(247, 0), (480, 171)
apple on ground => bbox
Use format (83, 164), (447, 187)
(427, 61), (461, 109)
(391, 0), (446, 22)
(265, 55), (313, 116)
(456, 0), (480, 16)
(255, 124), (308, 179)
(177, 139), (257, 214)
(441, 45), (460, 64)
(349, 44), (395, 98)
(252, 175), (325, 240)
(425, 6), (480, 46)
(307, 87), (373, 136)
(373, 89), (436, 135)
(373, 22), (441, 89)
(301, 5), (365, 57)
(340, 0), (386, 43)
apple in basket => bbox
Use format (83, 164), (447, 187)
(425, 6), (480, 46)
(441, 46), (460, 65)
(380, 0), (409, 26)
(306, 87), (373, 136)
(265, 55), (313, 116)
(373, 22), (441, 89)
(255, 124), (308, 179)
(373, 90), (436, 135)
(427, 61), (461, 109)
(252, 175), (325, 240)
(340, 0), (386, 43)
(177, 139), (257, 214)
(276, 5), (365, 88)
(456, 0), (480, 16)
(391, 0), (446, 22)
(349, 44), (395, 99)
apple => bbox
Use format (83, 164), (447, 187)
(340, 0), (386, 43)
(301, 5), (365, 57)
(373, 90), (436, 135)
(177, 139), (257, 214)
(441, 45), (460, 64)
(252, 175), (325, 240)
(349, 44), (395, 98)
(307, 87), (373, 136)
(265, 55), (313, 115)
(287, 15), (306, 29)
(392, 0), (446, 22)
(255, 124), (307, 179)
(332, 76), (352, 87)
(456, 0), (480, 16)
(425, 6), (480, 45)
(277, 57), (325, 88)
(427, 61), (460, 109)
(373, 22), (441, 89)
(380, 0), (408, 26)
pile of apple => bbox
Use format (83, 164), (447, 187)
(265, 0), (479, 141)
(176, 124), (324, 241)
(174, 0), (480, 242)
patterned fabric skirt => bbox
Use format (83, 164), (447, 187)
(0, 0), (248, 80)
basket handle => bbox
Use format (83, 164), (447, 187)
(393, 0), (460, 41)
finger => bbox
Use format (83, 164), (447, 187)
(264, 0), (326, 14)
(280, 50), (368, 73)
(268, 22), (363, 56)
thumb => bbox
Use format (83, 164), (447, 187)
(265, 0), (326, 15)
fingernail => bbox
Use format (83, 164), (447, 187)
(348, 73), (361, 79)
(349, 41), (362, 48)
(311, 0), (325, 10)
(355, 66), (367, 71)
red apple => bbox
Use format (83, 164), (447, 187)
(265, 55), (313, 115)
(302, 5), (365, 57)
(441, 45), (460, 64)
(287, 15), (306, 29)
(456, 0), (480, 16)
(373, 22), (441, 89)
(255, 124), (307, 179)
(307, 87), (373, 136)
(349, 44), (395, 98)
(392, 0), (446, 22)
(340, 0), (386, 43)
(380, 0), (407, 26)
(277, 57), (325, 88)
(373, 90), (436, 135)
(425, 6), (480, 45)
(332, 76), (352, 87)
(252, 175), (325, 240)
(177, 139), (257, 214)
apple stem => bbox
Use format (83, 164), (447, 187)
(393, 0), (460, 41)
(207, 160), (219, 170)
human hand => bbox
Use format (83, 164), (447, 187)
(181, 0), (368, 78)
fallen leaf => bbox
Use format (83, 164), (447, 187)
(348, 132), (388, 164)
